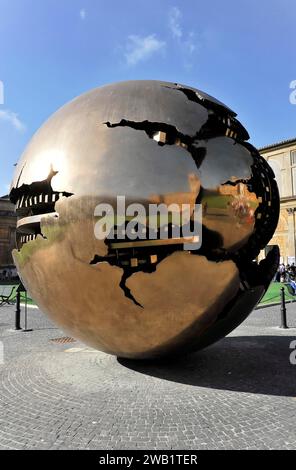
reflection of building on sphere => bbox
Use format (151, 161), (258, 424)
(10, 80), (280, 359)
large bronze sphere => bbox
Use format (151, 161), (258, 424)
(10, 80), (279, 359)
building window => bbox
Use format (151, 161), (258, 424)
(291, 150), (296, 195)
(267, 158), (282, 197)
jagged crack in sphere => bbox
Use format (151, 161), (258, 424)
(10, 80), (280, 359)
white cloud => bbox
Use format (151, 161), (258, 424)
(80, 8), (86, 20)
(168, 7), (200, 66)
(124, 34), (166, 66)
(184, 32), (199, 55)
(168, 6), (183, 39)
(0, 109), (25, 132)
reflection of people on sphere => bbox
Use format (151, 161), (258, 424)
(289, 279), (296, 294)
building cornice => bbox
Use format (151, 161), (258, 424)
(259, 137), (296, 153)
(280, 196), (296, 203)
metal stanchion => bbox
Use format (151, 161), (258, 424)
(15, 290), (22, 330)
(23, 290), (32, 332)
(280, 286), (288, 329)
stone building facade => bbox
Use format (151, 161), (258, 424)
(0, 195), (17, 272)
(259, 137), (296, 264)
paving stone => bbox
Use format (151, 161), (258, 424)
(0, 303), (295, 449)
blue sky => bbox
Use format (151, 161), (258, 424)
(0, 0), (295, 195)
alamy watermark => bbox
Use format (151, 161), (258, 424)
(289, 80), (296, 105)
(94, 196), (202, 251)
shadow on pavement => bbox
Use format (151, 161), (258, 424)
(118, 335), (296, 397)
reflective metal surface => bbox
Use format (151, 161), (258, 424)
(10, 80), (280, 359)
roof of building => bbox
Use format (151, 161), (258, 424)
(259, 137), (296, 152)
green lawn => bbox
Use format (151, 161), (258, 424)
(259, 282), (295, 306)
(0, 285), (35, 305)
(202, 193), (258, 210)
(15, 281), (294, 308)
(1, 281), (294, 309)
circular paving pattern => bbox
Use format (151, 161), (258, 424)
(1, 333), (296, 450)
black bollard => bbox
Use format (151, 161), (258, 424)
(280, 286), (288, 329)
(23, 290), (32, 332)
(15, 290), (22, 330)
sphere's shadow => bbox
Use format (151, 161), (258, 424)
(118, 335), (296, 397)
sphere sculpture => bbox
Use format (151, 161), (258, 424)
(10, 80), (280, 359)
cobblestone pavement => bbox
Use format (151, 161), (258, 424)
(0, 303), (296, 450)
